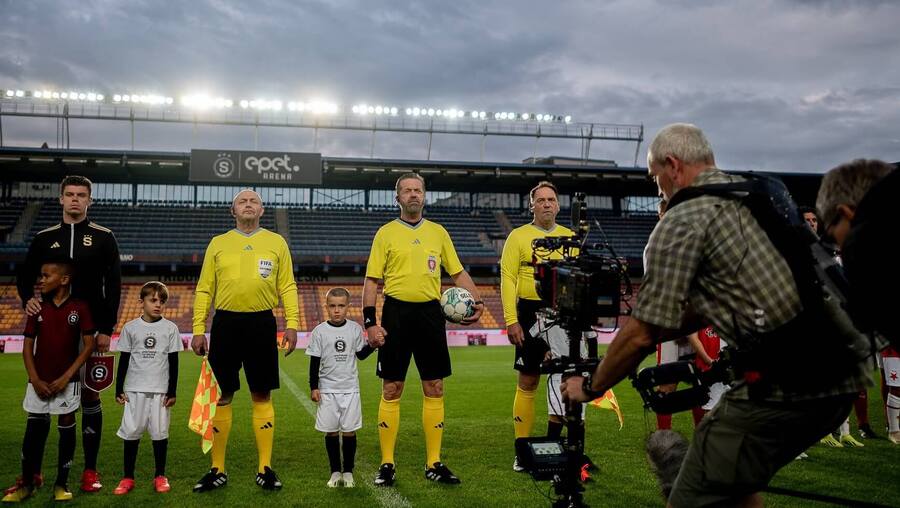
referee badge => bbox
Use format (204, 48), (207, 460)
(427, 255), (437, 273)
(258, 258), (274, 278)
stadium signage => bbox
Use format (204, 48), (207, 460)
(190, 149), (322, 185)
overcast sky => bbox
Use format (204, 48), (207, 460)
(1, 0), (898, 172)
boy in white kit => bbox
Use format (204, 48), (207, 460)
(112, 281), (183, 495)
(307, 288), (377, 488)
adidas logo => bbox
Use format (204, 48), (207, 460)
(50, 241), (61, 248)
(60, 401), (69, 407)
(378, 421), (389, 429)
(244, 245), (253, 250)
(83, 427), (96, 435)
(259, 422), (273, 430)
(412, 239), (421, 244)
(213, 426), (219, 433)
(434, 422), (444, 429)
(514, 416), (523, 423)
(515, 357), (525, 366)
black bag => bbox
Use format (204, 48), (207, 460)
(666, 172), (872, 394)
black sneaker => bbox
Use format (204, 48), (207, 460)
(424, 462), (460, 484)
(193, 468), (228, 492)
(373, 463), (395, 487)
(255, 467), (283, 490)
(859, 424), (881, 439)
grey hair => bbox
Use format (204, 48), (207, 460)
(395, 172), (425, 194)
(647, 123), (715, 167)
(816, 159), (894, 229)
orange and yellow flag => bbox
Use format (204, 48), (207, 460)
(188, 357), (220, 453)
(589, 388), (624, 430)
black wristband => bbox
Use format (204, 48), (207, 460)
(363, 306), (377, 328)
(582, 378), (603, 400)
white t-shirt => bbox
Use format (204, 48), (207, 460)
(118, 317), (183, 393)
(306, 320), (366, 393)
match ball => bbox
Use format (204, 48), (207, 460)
(441, 287), (476, 323)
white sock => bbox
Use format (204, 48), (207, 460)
(839, 419), (850, 437)
(888, 394), (900, 433)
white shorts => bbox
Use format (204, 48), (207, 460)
(23, 382), (80, 415)
(116, 392), (171, 441)
(883, 356), (900, 388)
(547, 373), (586, 419)
(315, 392), (362, 433)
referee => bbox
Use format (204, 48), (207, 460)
(190, 189), (299, 492)
(500, 181), (574, 471)
(363, 173), (483, 487)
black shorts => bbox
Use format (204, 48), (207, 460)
(513, 299), (550, 374)
(377, 296), (451, 382)
(208, 309), (279, 394)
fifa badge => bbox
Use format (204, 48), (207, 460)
(258, 259), (273, 278)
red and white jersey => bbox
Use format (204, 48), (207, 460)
(695, 326), (722, 372)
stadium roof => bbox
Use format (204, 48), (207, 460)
(0, 146), (826, 202)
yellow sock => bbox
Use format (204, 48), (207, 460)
(252, 400), (275, 473)
(378, 397), (400, 465)
(211, 404), (233, 472)
(513, 386), (536, 439)
(423, 395), (444, 467)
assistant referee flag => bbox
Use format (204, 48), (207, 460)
(189, 357), (221, 453)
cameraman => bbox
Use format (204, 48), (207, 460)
(817, 159), (899, 444)
(562, 124), (870, 508)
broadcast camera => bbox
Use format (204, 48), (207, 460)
(517, 193), (631, 508)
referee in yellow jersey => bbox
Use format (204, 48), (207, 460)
(500, 181), (574, 471)
(190, 189), (299, 492)
(363, 173), (483, 487)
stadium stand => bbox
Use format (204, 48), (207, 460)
(0, 282), (506, 335)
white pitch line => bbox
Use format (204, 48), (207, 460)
(279, 367), (413, 508)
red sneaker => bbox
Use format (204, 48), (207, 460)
(113, 478), (135, 495)
(153, 476), (170, 493)
(4, 474), (43, 495)
(80, 469), (102, 492)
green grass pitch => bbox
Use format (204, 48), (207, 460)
(0, 347), (896, 507)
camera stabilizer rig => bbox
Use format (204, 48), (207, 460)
(517, 193), (631, 508)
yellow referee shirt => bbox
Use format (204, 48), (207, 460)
(193, 228), (299, 335)
(499, 223), (574, 326)
(366, 219), (464, 303)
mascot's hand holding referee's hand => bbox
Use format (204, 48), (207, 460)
(191, 334), (208, 356)
(281, 328), (298, 356)
(460, 301), (485, 326)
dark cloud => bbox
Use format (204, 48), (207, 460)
(1, 0), (898, 171)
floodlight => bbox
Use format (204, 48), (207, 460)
(390, 107), (398, 115)
(240, 100), (249, 108)
(33, 91), (43, 98)
(564, 115), (572, 123)
(521, 113), (529, 120)
(5, 90), (13, 97)
(375, 105), (383, 114)
(15, 90), (25, 97)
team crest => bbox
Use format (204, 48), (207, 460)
(84, 355), (114, 392)
(144, 335), (157, 349)
(335, 339), (346, 352)
(258, 259), (273, 278)
(67, 311), (79, 326)
(427, 255), (437, 273)
(82, 235), (92, 247)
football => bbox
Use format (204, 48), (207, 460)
(440, 287), (476, 323)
